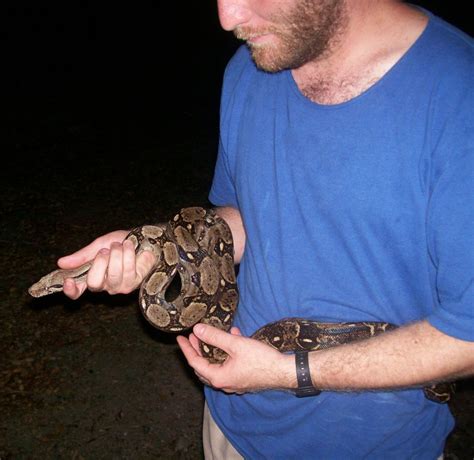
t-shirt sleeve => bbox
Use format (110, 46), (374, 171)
(208, 136), (238, 208)
(208, 46), (250, 210)
(426, 84), (474, 340)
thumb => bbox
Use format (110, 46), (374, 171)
(193, 324), (237, 353)
(57, 230), (129, 269)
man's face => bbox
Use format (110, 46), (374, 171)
(218, 0), (347, 72)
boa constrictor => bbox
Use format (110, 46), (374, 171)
(29, 207), (453, 403)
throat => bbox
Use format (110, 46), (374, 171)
(296, 71), (382, 105)
(291, 5), (429, 105)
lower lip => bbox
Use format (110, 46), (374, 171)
(248, 34), (272, 45)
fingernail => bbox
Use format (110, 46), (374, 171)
(194, 324), (205, 335)
(99, 248), (109, 255)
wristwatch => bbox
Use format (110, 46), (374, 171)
(295, 351), (321, 397)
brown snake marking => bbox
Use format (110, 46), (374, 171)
(29, 207), (454, 403)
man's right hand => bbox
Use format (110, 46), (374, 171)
(57, 230), (157, 300)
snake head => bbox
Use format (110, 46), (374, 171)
(28, 281), (64, 298)
(28, 262), (92, 298)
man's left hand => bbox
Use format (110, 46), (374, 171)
(177, 324), (296, 394)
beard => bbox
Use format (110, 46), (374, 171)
(234, 0), (347, 72)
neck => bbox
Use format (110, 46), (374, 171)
(292, 1), (428, 105)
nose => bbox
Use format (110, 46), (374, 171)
(217, 0), (252, 31)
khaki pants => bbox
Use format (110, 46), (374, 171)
(203, 403), (243, 460)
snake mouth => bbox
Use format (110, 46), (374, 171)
(28, 283), (64, 298)
(48, 284), (64, 294)
(28, 287), (40, 297)
(28, 284), (43, 298)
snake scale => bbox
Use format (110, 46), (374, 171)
(29, 207), (453, 403)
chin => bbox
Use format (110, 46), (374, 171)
(249, 45), (289, 73)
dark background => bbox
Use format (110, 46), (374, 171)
(3, 1), (473, 149)
(3, 2), (473, 163)
(1, 2), (473, 459)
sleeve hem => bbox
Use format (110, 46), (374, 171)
(208, 190), (238, 209)
(427, 310), (474, 342)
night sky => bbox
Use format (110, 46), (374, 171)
(4, 3), (239, 144)
(4, 2), (472, 140)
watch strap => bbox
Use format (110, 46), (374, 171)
(295, 351), (321, 397)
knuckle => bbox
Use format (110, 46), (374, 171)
(107, 272), (121, 283)
(123, 267), (138, 281)
(105, 282), (123, 294)
(204, 330), (217, 343)
(210, 375), (225, 389)
(124, 239), (135, 248)
(96, 249), (110, 260)
(87, 277), (103, 291)
(105, 279), (121, 293)
(120, 285), (134, 295)
(122, 272), (140, 289)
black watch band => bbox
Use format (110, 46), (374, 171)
(295, 351), (321, 397)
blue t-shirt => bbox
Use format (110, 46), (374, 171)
(207, 10), (474, 460)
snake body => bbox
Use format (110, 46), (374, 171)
(29, 207), (453, 402)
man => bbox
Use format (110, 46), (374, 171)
(59, 0), (473, 458)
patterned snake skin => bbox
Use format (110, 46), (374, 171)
(29, 207), (454, 403)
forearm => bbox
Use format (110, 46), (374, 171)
(178, 317), (474, 395)
(299, 320), (474, 392)
(215, 206), (246, 264)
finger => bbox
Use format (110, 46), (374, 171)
(193, 323), (237, 354)
(177, 335), (214, 377)
(86, 248), (110, 291)
(188, 333), (203, 356)
(135, 250), (157, 281)
(122, 239), (137, 284)
(58, 246), (99, 270)
(106, 242), (124, 291)
(57, 230), (129, 270)
(63, 278), (87, 300)
(176, 335), (198, 360)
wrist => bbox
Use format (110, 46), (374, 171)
(294, 351), (321, 397)
(278, 352), (298, 390)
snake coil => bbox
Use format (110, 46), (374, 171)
(29, 207), (454, 403)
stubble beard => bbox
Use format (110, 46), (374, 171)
(234, 0), (347, 73)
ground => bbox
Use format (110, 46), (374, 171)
(1, 84), (473, 459)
